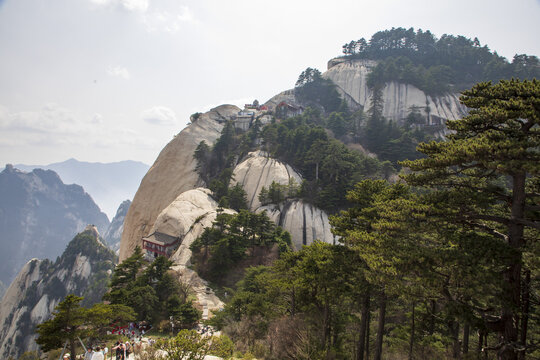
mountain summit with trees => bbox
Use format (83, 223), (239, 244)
(341, 27), (539, 94)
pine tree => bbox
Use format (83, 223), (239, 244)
(402, 79), (540, 360)
(36, 295), (87, 357)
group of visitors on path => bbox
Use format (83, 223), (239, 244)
(61, 340), (133, 360)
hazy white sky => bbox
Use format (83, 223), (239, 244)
(1, 0), (539, 166)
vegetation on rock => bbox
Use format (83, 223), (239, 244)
(190, 210), (291, 285)
(104, 247), (201, 328)
(342, 27), (540, 94)
(205, 79), (540, 360)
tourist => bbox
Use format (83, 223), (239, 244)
(113, 341), (125, 360)
(85, 347), (94, 360)
(125, 341), (132, 358)
(92, 346), (105, 360)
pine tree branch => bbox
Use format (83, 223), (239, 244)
(465, 221), (508, 241)
(464, 214), (510, 225)
(433, 182), (510, 202)
(515, 218), (540, 230)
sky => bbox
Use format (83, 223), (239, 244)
(0, 0), (539, 166)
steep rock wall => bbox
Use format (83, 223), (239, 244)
(260, 201), (334, 250)
(119, 105), (240, 262)
(324, 58), (467, 123)
(232, 152), (333, 249)
(147, 188), (232, 317)
(0, 258), (45, 358)
(103, 200), (131, 252)
(232, 151), (302, 211)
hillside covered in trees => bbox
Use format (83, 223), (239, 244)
(187, 30), (540, 360)
(341, 27), (540, 94)
(207, 79), (540, 360)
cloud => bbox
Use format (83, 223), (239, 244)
(92, 113), (104, 124)
(141, 106), (177, 126)
(142, 5), (197, 33)
(0, 103), (147, 147)
(176, 6), (195, 23)
(89, 0), (148, 12)
(87, 0), (197, 32)
(107, 66), (131, 80)
(0, 103), (91, 141)
(120, 0), (149, 12)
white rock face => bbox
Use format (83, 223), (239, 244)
(324, 58), (467, 123)
(232, 151), (302, 211)
(120, 105), (240, 262)
(232, 152), (334, 249)
(30, 294), (49, 323)
(260, 201), (335, 250)
(0, 259), (45, 358)
(263, 89), (297, 110)
(148, 188), (233, 317)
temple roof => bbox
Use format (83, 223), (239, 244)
(142, 232), (180, 246)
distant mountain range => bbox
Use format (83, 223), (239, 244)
(0, 165), (109, 292)
(15, 158), (149, 219)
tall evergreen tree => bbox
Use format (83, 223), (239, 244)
(36, 295), (87, 357)
(402, 79), (540, 360)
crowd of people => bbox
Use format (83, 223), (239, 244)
(58, 321), (216, 359)
(60, 326), (147, 360)
(61, 341), (132, 360)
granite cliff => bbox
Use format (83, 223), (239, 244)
(324, 57), (467, 124)
(119, 105), (239, 262)
(103, 200), (131, 252)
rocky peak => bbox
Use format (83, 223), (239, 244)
(232, 151), (302, 211)
(119, 105), (239, 262)
(323, 57), (467, 124)
(0, 165), (109, 290)
(84, 224), (100, 239)
(103, 200), (131, 251)
(0, 228), (116, 359)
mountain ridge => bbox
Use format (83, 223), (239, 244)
(0, 165), (109, 291)
(14, 158), (149, 219)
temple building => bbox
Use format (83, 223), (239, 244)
(142, 232), (180, 259)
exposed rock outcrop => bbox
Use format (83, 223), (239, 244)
(119, 105), (240, 262)
(147, 188), (233, 317)
(0, 165), (109, 291)
(263, 89), (298, 110)
(231, 152), (334, 249)
(324, 58), (467, 123)
(259, 201), (334, 250)
(232, 151), (302, 211)
(104, 200), (131, 251)
(0, 226), (116, 359)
